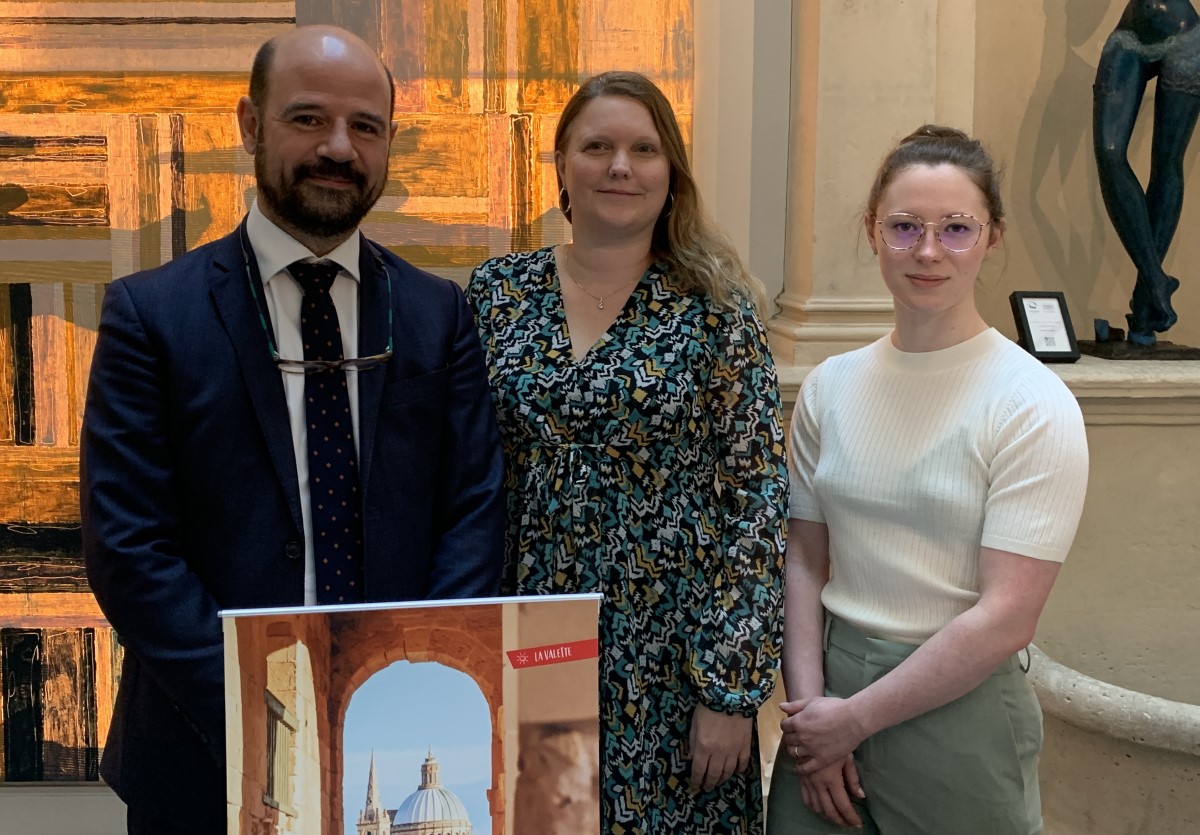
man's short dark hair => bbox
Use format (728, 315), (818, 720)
(247, 34), (396, 118)
(248, 38), (276, 111)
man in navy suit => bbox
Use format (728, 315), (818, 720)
(81, 25), (504, 834)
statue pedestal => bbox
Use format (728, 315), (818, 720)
(1079, 339), (1200, 361)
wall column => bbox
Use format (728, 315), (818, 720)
(693, 0), (793, 306)
(769, 0), (978, 367)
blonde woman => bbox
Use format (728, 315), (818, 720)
(468, 72), (788, 833)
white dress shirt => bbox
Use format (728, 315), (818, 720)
(246, 201), (362, 606)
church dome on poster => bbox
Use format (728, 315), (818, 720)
(391, 749), (472, 834)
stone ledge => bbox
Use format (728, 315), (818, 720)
(1053, 355), (1200, 400)
(1052, 356), (1200, 424)
(776, 355), (1200, 424)
(777, 355), (1200, 394)
(1027, 644), (1200, 758)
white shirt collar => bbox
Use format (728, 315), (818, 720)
(245, 200), (362, 284)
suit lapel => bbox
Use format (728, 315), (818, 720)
(207, 225), (304, 533)
(355, 237), (389, 490)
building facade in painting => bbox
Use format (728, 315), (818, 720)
(357, 749), (473, 835)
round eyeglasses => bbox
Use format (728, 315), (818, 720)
(875, 213), (989, 253)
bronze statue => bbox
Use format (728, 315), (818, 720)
(1094, 0), (1200, 345)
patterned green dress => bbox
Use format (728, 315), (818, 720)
(467, 247), (787, 834)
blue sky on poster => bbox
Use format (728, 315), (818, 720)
(342, 661), (491, 834)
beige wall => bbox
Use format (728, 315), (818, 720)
(1033, 374), (1200, 705)
(1041, 714), (1200, 834)
(973, 0), (1200, 348)
(693, 0), (793, 306)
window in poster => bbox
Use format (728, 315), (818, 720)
(1009, 291), (1080, 362)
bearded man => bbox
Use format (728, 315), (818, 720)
(80, 26), (504, 834)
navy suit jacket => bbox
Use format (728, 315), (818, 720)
(80, 225), (504, 828)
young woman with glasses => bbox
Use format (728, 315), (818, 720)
(766, 125), (1090, 834)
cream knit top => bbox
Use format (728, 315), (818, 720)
(790, 328), (1089, 644)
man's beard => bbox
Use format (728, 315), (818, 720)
(255, 152), (383, 240)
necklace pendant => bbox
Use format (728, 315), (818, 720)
(597, 300), (605, 309)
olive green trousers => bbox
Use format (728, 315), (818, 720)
(766, 616), (1043, 835)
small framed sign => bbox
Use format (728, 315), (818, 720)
(1009, 291), (1080, 363)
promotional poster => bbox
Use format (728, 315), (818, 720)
(221, 594), (601, 835)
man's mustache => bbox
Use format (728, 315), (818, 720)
(295, 160), (367, 189)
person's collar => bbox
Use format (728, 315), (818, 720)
(246, 200), (362, 283)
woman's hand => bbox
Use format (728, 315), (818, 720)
(780, 695), (869, 774)
(796, 754), (865, 829)
(689, 705), (753, 792)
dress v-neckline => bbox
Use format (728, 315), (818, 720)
(552, 247), (647, 364)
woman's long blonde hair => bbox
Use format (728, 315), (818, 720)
(555, 71), (767, 314)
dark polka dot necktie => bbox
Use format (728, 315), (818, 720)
(287, 259), (364, 604)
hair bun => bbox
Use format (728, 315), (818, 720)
(899, 124), (970, 145)
(865, 123), (1004, 223)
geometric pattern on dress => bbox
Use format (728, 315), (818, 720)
(467, 247), (789, 834)
(288, 259), (364, 604)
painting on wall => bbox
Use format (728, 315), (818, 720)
(0, 0), (693, 783)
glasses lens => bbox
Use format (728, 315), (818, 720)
(937, 216), (982, 251)
(880, 215), (923, 249)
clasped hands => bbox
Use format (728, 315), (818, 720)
(779, 695), (868, 773)
(780, 696), (869, 828)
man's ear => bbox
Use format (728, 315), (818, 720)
(236, 96), (259, 154)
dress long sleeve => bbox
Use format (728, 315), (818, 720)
(687, 299), (789, 716)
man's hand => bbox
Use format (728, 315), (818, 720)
(689, 705), (753, 792)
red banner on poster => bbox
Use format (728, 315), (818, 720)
(506, 638), (599, 669)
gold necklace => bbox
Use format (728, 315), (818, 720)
(558, 245), (644, 310)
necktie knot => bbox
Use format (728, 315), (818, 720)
(288, 259), (341, 295)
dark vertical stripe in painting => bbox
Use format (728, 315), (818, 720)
(426, 0), (470, 111)
(510, 114), (534, 252)
(82, 628), (99, 780)
(517, 0), (580, 109)
(382, 0), (426, 111)
(337, 0), (382, 53)
(64, 283), (80, 446)
(0, 287), (13, 445)
(484, 0), (506, 112)
(9, 284), (34, 446)
(2, 629), (44, 782)
(138, 115), (162, 271)
(170, 114), (186, 258)
(292, 0), (335, 28)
